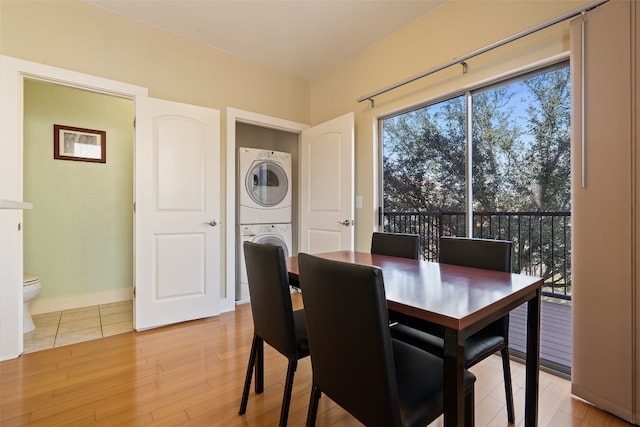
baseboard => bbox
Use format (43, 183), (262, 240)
(29, 288), (133, 314)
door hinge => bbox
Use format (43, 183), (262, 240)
(133, 202), (136, 213)
(133, 117), (136, 128)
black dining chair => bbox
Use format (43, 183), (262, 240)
(298, 252), (476, 427)
(371, 231), (420, 260)
(238, 241), (309, 427)
(390, 236), (515, 423)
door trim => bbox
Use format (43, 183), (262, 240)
(0, 55), (147, 360)
(225, 108), (308, 308)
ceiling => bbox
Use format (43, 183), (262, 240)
(84, 0), (445, 81)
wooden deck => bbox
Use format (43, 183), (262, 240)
(508, 298), (572, 375)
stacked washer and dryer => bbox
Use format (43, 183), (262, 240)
(237, 147), (293, 302)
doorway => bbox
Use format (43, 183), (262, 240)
(225, 108), (308, 304)
(235, 123), (299, 302)
(22, 79), (135, 352)
(0, 55), (149, 361)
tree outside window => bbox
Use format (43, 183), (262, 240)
(381, 64), (571, 298)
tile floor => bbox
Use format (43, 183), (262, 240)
(23, 300), (134, 354)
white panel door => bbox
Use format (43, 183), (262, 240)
(300, 113), (354, 253)
(135, 97), (220, 330)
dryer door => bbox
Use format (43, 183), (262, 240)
(245, 160), (289, 207)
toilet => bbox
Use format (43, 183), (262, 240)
(23, 275), (41, 333)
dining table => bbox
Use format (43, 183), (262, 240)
(286, 250), (543, 427)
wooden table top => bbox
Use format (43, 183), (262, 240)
(287, 250), (543, 331)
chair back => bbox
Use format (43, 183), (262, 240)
(243, 241), (299, 360)
(371, 232), (420, 260)
(439, 236), (512, 272)
(298, 253), (402, 427)
(439, 236), (512, 340)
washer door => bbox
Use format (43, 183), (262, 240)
(245, 161), (289, 207)
(255, 235), (289, 257)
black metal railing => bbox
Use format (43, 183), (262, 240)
(383, 211), (572, 300)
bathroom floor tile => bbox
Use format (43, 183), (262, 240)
(23, 300), (133, 354)
(99, 301), (132, 316)
(58, 317), (101, 334)
(102, 321), (134, 337)
(55, 327), (103, 347)
(101, 311), (133, 326)
(32, 311), (62, 327)
(60, 306), (100, 323)
(23, 336), (56, 353)
(24, 324), (58, 339)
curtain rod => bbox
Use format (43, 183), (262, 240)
(357, 0), (609, 106)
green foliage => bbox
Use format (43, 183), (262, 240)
(382, 66), (571, 214)
(382, 97), (466, 212)
(381, 65), (572, 296)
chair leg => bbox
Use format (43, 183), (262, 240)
(305, 385), (322, 427)
(465, 384), (475, 427)
(256, 337), (264, 394)
(500, 347), (515, 423)
(278, 359), (297, 427)
(239, 335), (259, 415)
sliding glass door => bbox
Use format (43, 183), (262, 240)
(380, 62), (572, 372)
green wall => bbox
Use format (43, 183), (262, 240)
(23, 79), (133, 302)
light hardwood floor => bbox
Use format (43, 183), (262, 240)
(0, 294), (632, 426)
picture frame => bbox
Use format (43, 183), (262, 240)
(53, 124), (106, 163)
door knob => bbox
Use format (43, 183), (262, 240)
(203, 219), (218, 227)
(338, 219), (352, 226)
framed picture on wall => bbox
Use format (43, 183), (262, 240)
(53, 124), (106, 163)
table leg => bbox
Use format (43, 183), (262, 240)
(444, 328), (465, 427)
(525, 289), (541, 426)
